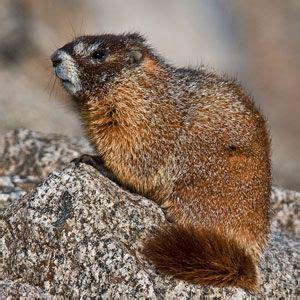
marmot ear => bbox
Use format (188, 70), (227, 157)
(126, 49), (143, 65)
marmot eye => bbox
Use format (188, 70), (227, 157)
(91, 50), (106, 60)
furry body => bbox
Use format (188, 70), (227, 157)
(52, 33), (271, 291)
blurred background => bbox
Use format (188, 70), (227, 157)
(0, 0), (299, 190)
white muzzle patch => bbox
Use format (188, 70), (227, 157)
(52, 50), (82, 95)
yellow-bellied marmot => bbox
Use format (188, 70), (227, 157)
(51, 33), (271, 291)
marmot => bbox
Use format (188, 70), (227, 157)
(51, 33), (271, 291)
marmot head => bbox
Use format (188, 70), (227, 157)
(51, 33), (152, 98)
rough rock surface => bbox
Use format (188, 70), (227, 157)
(0, 129), (93, 210)
(1, 129), (299, 298)
(0, 129), (93, 179)
(0, 280), (51, 298)
(271, 186), (299, 239)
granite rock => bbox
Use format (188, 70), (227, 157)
(1, 129), (299, 298)
(0, 129), (93, 210)
(271, 186), (299, 238)
(0, 128), (93, 180)
(0, 280), (51, 298)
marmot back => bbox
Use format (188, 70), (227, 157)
(51, 33), (271, 292)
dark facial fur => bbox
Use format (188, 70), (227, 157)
(51, 33), (150, 99)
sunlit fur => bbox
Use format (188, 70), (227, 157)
(52, 33), (271, 291)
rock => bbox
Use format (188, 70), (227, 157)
(0, 129), (93, 179)
(2, 165), (299, 298)
(1, 129), (299, 298)
(0, 280), (50, 298)
(271, 186), (299, 238)
(0, 175), (35, 211)
(0, 129), (93, 210)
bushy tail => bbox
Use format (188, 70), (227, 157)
(142, 224), (258, 291)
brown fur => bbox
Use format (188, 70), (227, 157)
(52, 33), (271, 291)
(142, 225), (258, 292)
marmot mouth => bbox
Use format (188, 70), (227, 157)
(53, 68), (72, 85)
(61, 78), (72, 84)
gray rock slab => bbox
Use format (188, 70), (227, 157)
(0, 128), (93, 179)
(1, 129), (299, 298)
(0, 280), (51, 299)
(2, 164), (299, 298)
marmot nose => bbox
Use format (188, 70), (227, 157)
(51, 51), (62, 67)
